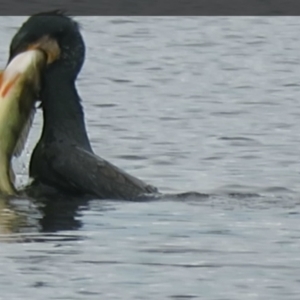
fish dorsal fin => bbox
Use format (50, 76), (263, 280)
(13, 106), (36, 157)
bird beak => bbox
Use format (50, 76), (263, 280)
(7, 35), (61, 109)
(9, 35), (60, 65)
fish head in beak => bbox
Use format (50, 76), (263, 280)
(9, 35), (60, 65)
(8, 13), (68, 65)
(9, 10), (84, 68)
(8, 32), (60, 108)
(8, 11), (84, 107)
(9, 10), (83, 67)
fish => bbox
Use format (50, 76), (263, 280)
(0, 49), (47, 195)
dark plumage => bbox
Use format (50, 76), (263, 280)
(10, 11), (158, 200)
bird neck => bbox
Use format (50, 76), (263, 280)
(39, 69), (92, 150)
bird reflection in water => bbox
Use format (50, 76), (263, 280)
(0, 193), (109, 243)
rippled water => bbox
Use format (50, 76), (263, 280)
(0, 17), (300, 299)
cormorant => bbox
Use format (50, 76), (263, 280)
(9, 11), (159, 200)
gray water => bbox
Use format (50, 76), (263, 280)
(0, 17), (300, 299)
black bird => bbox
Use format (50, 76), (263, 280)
(9, 11), (159, 200)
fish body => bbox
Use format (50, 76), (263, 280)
(0, 49), (46, 195)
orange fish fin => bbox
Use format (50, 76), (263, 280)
(1, 73), (21, 97)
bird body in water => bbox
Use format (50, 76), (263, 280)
(9, 11), (159, 200)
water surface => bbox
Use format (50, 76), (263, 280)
(0, 17), (300, 300)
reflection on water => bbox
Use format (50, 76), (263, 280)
(0, 191), (206, 240)
(0, 196), (30, 235)
(0, 194), (90, 241)
(0, 195), (81, 240)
